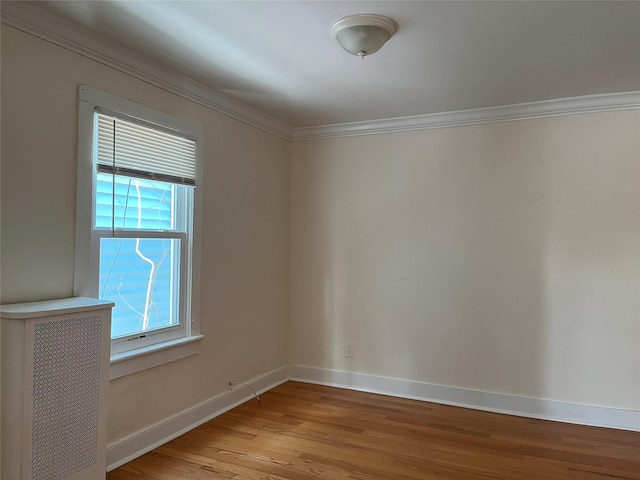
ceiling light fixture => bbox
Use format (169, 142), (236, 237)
(330, 14), (397, 59)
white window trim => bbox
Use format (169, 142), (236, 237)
(75, 84), (204, 378)
(109, 334), (204, 380)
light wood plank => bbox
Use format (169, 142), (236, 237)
(107, 381), (640, 480)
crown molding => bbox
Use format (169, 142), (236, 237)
(2, 4), (638, 144)
(0, 3), (295, 140)
(292, 91), (640, 141)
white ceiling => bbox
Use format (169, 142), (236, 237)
(5, 1), (640, 129)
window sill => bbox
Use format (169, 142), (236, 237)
(109, 334), (204, 380)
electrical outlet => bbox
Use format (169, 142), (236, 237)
(345, 342), (354, 358)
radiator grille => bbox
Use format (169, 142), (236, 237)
(32, 315), (103, 480)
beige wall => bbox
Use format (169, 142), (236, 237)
(1, 26), (290, 442)
(2, 22), (639, 449)
(290, 111), (640, 410)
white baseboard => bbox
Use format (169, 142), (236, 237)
(289, 365), (640, 433)
(106, 364), (640, 471)
(105, 366), (289, 471)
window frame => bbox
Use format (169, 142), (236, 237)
(96, 229), (187, 355)
(75, 85), (203, 378)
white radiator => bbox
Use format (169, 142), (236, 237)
(1, 297), (114, 480)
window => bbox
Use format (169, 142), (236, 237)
(75, 86), (203, 377)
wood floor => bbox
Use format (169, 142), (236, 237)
(107, 381), (640, 480)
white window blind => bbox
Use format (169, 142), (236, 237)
(96, 112), (197, 186)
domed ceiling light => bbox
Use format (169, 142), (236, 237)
(330, 14), (397, 58)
